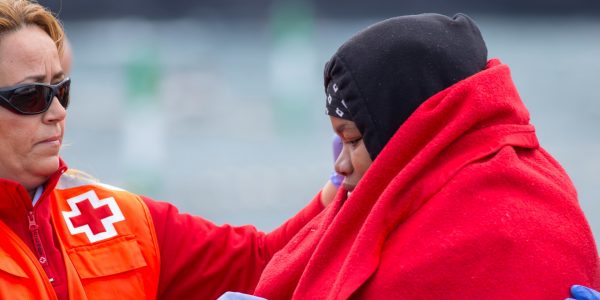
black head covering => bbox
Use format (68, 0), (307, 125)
(324, 13), (488, 160)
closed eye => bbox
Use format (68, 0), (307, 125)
(346, 138), (362, 147)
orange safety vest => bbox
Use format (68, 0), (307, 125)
(0, 170), (160, 299)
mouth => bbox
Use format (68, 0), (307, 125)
(37, 135), (62, 146)
(343, 183), (355, 193)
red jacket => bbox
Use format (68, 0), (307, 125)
(254, 59), (600, 299)
(0, 160), (323, 300)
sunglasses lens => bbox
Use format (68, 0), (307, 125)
(0, 78), (71, 114)
(9, 85), (51, 114)
(57, 80), (70, 109)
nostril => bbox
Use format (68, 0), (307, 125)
(334, 165), (345, 177)
(335, 158), (352, 177)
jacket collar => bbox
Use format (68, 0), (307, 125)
(0, 158), (68, 211)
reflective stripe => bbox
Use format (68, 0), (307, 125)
(56, 169), (125, 192)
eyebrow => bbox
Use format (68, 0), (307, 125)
(335, 125), (348, 135)
(336, 123), (358, 132)
(52, 72), (65, 81)
(21, 72), (65, 83)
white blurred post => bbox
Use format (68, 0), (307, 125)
(121, 47), (165, 197)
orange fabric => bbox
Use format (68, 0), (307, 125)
(0, 221), (57, 300)
(0, 172), (160, 299)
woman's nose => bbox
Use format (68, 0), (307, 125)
(334, 147), (353, 177)
(42, 96), (67, 123)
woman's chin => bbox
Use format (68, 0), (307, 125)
(35, 156), (60, 177)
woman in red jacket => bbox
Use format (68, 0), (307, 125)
(254, 13), (600, 299)
(0, 1), (333, 299)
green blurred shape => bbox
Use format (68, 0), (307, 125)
(124, 47), (161, 106)
(269, 0), (317, 136)
(270, 1), (314, 43)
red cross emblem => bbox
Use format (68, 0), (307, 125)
(62, 190), (125, 243)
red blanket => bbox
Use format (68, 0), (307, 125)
(254, 59), (600, 299)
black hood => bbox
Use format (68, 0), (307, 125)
(324, 13), (488, 160)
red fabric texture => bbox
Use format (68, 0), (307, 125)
(254, 59), (600, 299)
(144, 192), (323, 300)
(0, 160), (68, 300)
(0, 159), (323, 300)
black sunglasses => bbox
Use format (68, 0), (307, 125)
(0, 77), (71, 115)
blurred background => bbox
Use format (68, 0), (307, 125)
(43, 1), (599, 242)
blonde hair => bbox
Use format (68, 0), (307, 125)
(0, 0), (64, 53)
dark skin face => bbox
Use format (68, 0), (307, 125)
(330, 116), (373, 194)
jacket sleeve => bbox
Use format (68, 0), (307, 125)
(141, 192), (324, 300)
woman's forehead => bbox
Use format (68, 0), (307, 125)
(0, 26), (61, 85)
(330, 116), (359, 132)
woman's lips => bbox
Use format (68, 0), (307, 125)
(37, 135), (61, 146)
(343, 183), (355, 192)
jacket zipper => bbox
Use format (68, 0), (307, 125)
(28, 210), (54, 283)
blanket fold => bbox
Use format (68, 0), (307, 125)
(254, 59), (599, 299)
